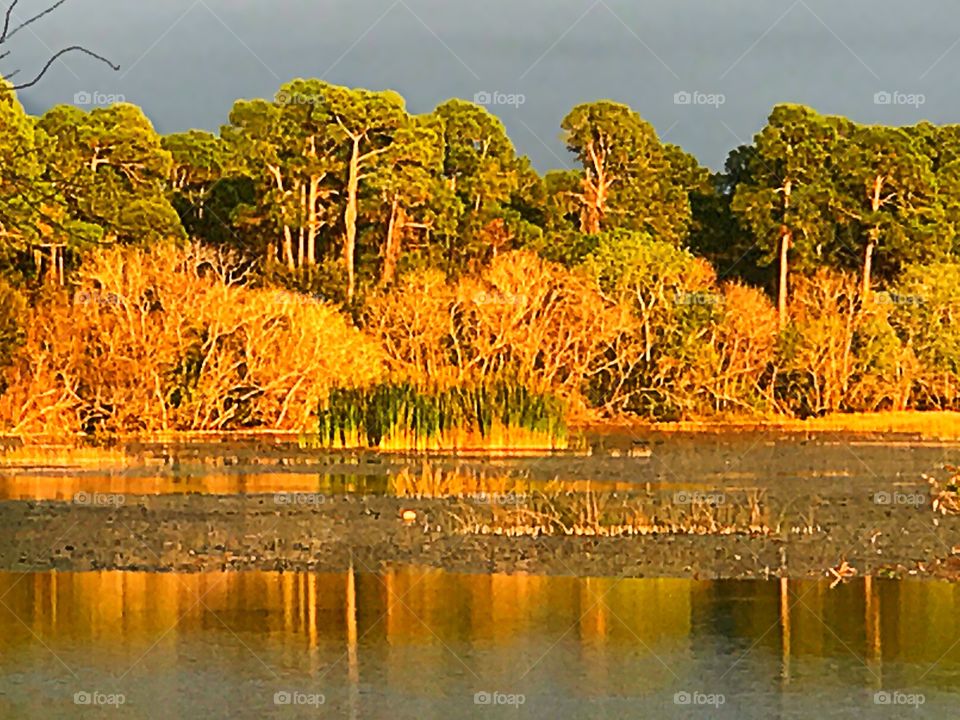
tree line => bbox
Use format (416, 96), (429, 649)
(1, 78), (959, 432)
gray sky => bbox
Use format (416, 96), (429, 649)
(6, 0), (960, 170)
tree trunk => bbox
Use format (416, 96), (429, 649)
(268, 164), (296, 271)
(580, 141), (608, 235)
(297, 183), (306, 269)
(344, 137), (361, 301)
(777, 180), (793, 329)
(864, 175), (884, 303)
(282, 228), (295, 271)
(307, 175), (320, 266)
(381, 196), (402, 287)
(778, 227), (791, 329)
(863, 232), (876, 303)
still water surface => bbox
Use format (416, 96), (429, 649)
(1, 569), (959, 718)
(0, 434), (954, 501)
(1, 436), (957, 717)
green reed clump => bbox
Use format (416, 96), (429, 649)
(316, 382), (566, 449)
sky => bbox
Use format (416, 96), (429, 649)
(5, 0), (960, 171)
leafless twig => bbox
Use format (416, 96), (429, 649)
(0, 0), (118, 91)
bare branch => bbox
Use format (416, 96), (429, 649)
(0, 1), (119, 92)
(3, 0), (70, 43)
(10, 45), (118, 90)
(0, 0), (20, 43)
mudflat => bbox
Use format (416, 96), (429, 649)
(2, 432), (959, 580)
(1, 485), (957, 581)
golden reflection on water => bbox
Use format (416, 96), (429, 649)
(0, 473), (344, 501)
(0, 473), (651, 501)
(2, 569), (960, 676)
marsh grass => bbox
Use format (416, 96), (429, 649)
(449, 485), (772, 537)
(316, 382), (567, 450)
(385, 461), (773, 536)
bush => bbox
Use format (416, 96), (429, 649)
(0, 243), (385, 434)
(363, 251), (616, 400)
(0, 279), (25, 384)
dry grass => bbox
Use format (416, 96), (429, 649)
(449, 485), (772, 538)
(362, 462), (786, 538)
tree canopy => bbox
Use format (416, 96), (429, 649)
(2, 80), (960, 428)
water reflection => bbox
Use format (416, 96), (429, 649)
(1, 570), (959, 718)
(0, 472), (647, 501)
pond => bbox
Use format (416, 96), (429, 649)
(0, 433), (958, 717)
(0, 569), (957, 718)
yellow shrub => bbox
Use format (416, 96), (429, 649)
(0, 244), (385, 434)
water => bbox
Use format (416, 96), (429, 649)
(1, 435), (958, 717)
(0, 569), (958, 718)
(1, 433), (954, 501)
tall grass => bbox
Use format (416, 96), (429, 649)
(316, 382), (567, 450)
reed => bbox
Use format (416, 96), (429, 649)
(316, 382), (567, 450)
(451, 487), (773, 538)
(390, 463), (531, 500)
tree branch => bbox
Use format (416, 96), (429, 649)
(0, 1), (119, 92)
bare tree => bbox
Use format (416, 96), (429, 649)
(0, 0), (118, 91)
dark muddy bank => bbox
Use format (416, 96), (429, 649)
(3, 486), (960, 580)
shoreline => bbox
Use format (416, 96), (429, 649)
(579, 409), (960, 440)
(3, 409), (960, 447)
(2, 417), (958, 582)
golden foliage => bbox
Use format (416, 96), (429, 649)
(784, 270), (900, 414)
(0, 243), (385, 434)
(364, 250), (618, 396)
(455, 251), (617, 393)
(362, 268), (458, 385)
